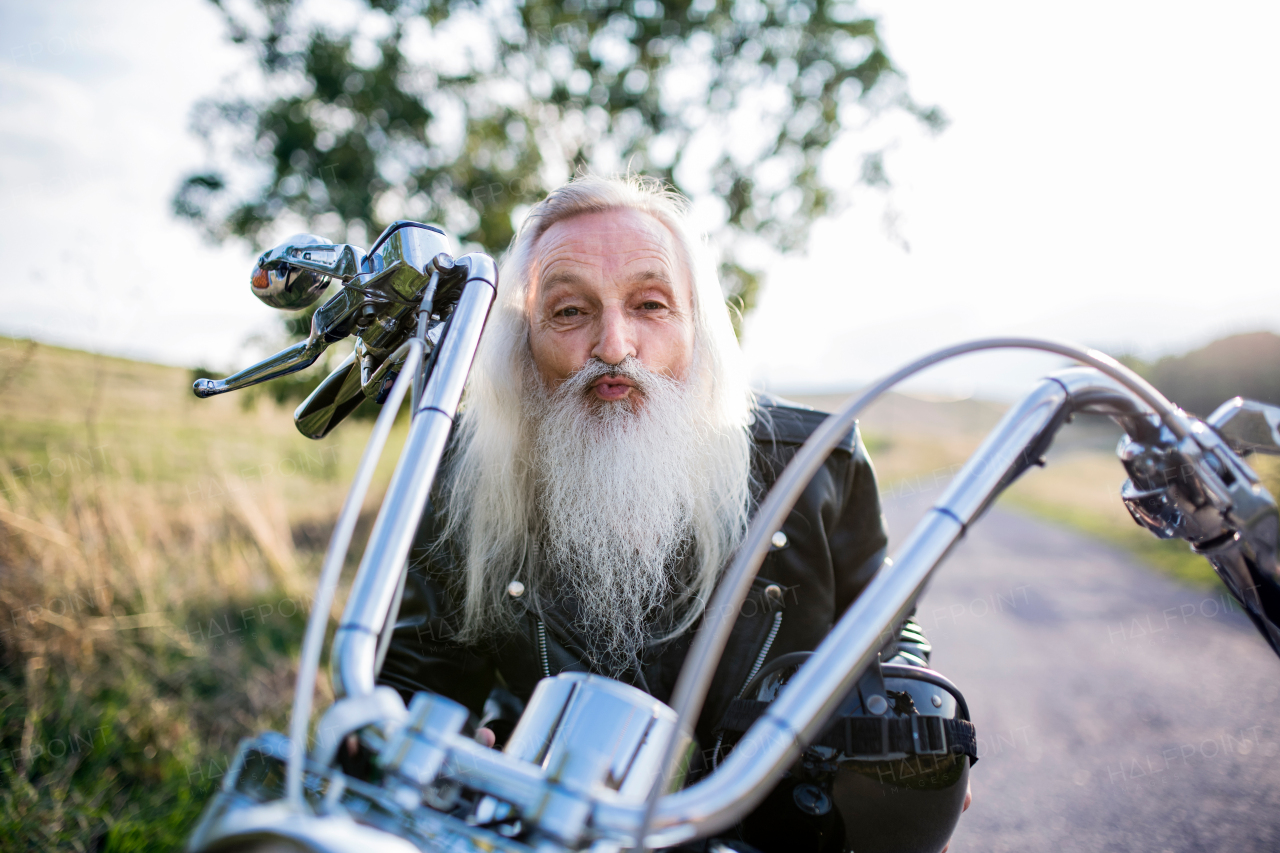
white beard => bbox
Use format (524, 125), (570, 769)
(530, 356), (703, 674)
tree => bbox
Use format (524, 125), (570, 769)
(175, 0), (942, 326)
(1123, 332), (1280, 418)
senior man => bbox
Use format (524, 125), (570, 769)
(378, 175), (967, 851)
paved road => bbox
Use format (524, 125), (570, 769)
(883, 490), (1280, 853)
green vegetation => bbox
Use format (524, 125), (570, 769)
(176, 0), (943, 328)
(0, 336), (403, 850)
(1121, 331), (1280, 418)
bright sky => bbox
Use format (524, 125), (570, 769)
(742, 0), (1280, 398)
(2, 0), (1277, 400)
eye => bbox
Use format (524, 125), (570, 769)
(641, 301), (663, 310)
(557, 306), (580, 317)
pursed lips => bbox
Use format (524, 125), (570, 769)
(592, 375), (636, 400)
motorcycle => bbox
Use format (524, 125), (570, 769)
(185, 220), (1280, 852)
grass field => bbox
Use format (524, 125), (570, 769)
(0, 339), (1249, 849)
(0, 336), (408, 850)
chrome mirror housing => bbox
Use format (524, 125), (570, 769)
(1208, 397), (1280, 456)
(251, 233), (363, 310)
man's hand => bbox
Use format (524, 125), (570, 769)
(475, 726), (496, 748)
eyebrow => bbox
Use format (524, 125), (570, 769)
(631, 269), (672, 285)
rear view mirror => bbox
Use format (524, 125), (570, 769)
(250, 233), (363, 310)
(1208, 397), (1280, 456)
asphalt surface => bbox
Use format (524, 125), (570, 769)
(885, 489), (1280, 853)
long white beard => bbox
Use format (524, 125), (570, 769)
(530, 357), (703, 673)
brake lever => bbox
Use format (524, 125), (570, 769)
(193, 330), (332, 398)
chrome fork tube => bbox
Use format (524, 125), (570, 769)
(605, 372), (1146, 846)
(286, 338), (423, 806)
(333, 262), (496, 699)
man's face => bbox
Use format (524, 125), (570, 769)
(526, 208), (695, 404)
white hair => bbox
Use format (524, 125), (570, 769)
(439, 174), (755, 651)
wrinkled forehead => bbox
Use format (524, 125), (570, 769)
(527, 208), (694, 301)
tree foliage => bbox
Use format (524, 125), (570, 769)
(176, 0), (942, 319)
(1123, 332), (1280, 418)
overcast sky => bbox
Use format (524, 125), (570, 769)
(2, 0), (1277, 400)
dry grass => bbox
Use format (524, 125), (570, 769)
(0, 336), (404, 850)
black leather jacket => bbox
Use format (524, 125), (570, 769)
(379, 396), (894, 752)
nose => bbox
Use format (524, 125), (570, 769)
(591, 304), (636, 367)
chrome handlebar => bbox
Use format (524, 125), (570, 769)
(636, 338), (1192, 846)
(189, 231), (1280, 853)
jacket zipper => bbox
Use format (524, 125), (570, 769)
(713, 610), (783, 769)
(537, 618), (551, 679)
(739, 611), (783, 697)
